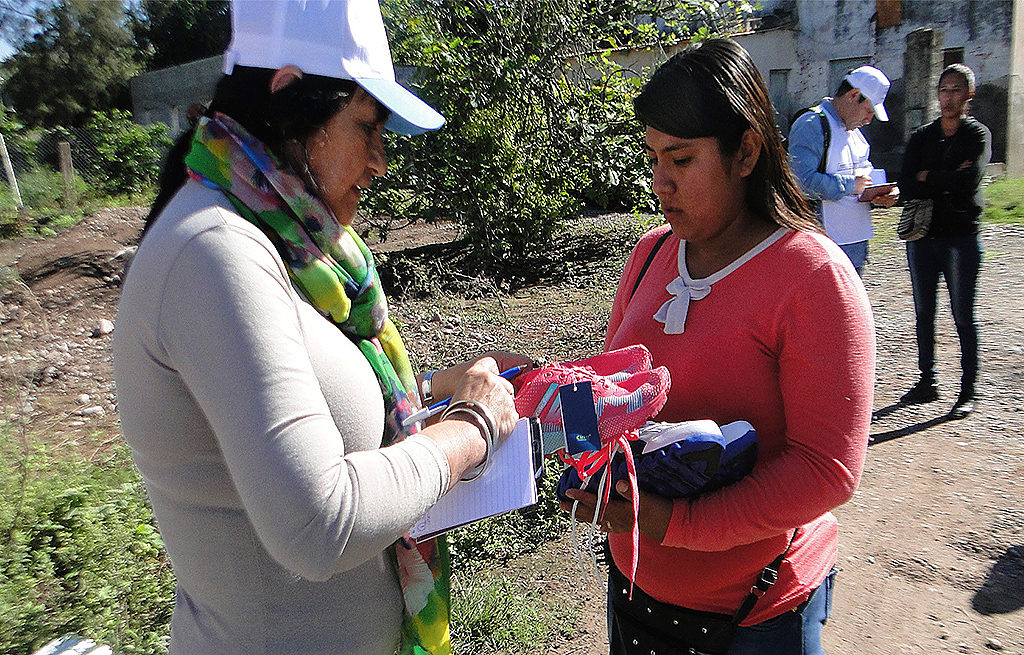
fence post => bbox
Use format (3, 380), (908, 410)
(58, 140), (77, 208)
(0, 132), (22, 208)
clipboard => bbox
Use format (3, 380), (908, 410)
(858, 182), (897, 202)
(410, 418), (541, 540)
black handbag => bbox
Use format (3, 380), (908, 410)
(897, 198), (933, 241)
(608, 532), (795, 655)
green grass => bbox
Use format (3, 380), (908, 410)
(0, 421), (575, 655)
(0, 169), (154, 239)
(451, 570), (576, 654)
(983, 176), (1024, 225)
(448, 465), (569, 563)
(0, 425), (174, 655)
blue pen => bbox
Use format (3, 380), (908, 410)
(401, 365), (525, 427)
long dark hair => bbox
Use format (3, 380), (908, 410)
(633, 39), (817, 232)
(142, 66), (359, 237)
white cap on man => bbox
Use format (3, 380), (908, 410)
(222, 0), (445, 135)
(844, 65), (890, 122)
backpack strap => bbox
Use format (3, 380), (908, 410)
(790, 106), (832, 175)
(808, 106), (831, 175)
(628, 229), (673, 302)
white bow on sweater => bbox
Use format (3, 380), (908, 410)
(652, 227), (789, 335)
(654, 277), (711, 334)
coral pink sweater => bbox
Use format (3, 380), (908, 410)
(605, 224), (874, 624)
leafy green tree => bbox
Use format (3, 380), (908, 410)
(4, 0), (138, 127)
(84, 109), (172, 195)
(130, 0), (230, 71)
(367, 0), (751, 270)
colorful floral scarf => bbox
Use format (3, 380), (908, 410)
(185, 114), (451, 655)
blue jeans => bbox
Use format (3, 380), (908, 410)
(906, 236), (982, 394)
(607, 569), (835, 654)
(728, 569), (834, 655)
(838, 241), (868, 277)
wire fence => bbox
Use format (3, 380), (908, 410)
(1, 119), (171, 219)
(1, 126), (107, 187)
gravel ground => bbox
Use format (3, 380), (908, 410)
(0, 205), (1021, 654)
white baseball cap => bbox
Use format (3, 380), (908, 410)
(844, 65), (890, 122)
(222, 0), (445, 135)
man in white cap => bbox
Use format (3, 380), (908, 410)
(789, 65), (899, 275)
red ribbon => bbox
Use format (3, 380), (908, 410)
(559, 431), (642, 598)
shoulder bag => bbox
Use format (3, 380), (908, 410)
(897, 198), (933, 241)
(608, 531), (796, 655)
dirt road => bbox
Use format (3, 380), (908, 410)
(0, 206), (1021, 654)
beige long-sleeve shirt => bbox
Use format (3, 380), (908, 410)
(113, 180), (450, 655)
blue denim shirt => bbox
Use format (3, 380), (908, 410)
(788, 99), (858, 203)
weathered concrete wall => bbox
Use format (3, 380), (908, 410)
(605, 28), (801, 134)
(903, 29), (943, 136)
(760, 0), (1014, 172)
(899, 1), (1013, 85)
(1009, 0), (1024, 178)
(131, 56), (224, 137)
(606, 28), (800, 82)
(607, 0), (1014, 175)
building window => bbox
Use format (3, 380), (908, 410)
(829, 57), (872, 95)
(769, 69), (792, 133)
(875, 0), (901, 30)
(943, 48), (965, 68)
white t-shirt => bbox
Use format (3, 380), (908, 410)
(821, 110), (873, 245)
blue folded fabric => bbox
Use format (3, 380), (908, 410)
(556, 420), (758, 501)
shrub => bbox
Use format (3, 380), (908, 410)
(0, 430), (174, 655)
(13, 168), (86, 210)
(0, 168), (93, 237)
(364, 0), (683, 273)
(568, 55), (657, 213)
(365, 0), (752, 272)
(84, 110), (172, 196)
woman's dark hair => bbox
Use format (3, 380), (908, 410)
(142, 65), (362, 237)
(633, 39), (817, 232)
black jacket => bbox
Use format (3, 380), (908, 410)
(900, 116), (991, 238)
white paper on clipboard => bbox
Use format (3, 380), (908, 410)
(410, 418), (538, 540)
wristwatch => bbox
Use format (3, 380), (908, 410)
(420, 370), (436, 405)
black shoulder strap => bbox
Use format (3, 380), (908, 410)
(731, 529), (799, 627)
(791, 106), (831, 175)
(810, 106), (831, 174)
(628, 229), (672, 302)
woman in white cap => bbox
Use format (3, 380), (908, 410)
(113, 1), (526, 654)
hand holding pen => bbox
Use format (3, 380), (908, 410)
(403, 365), (525, 427)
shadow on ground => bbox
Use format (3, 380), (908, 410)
(21, 252), (123, 283)
(869, 402), (959, 445)
(377, 226), (636, 299)
(972, 545), (1024, 615)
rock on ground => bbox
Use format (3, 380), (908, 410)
(0, 206), (1021, 654)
